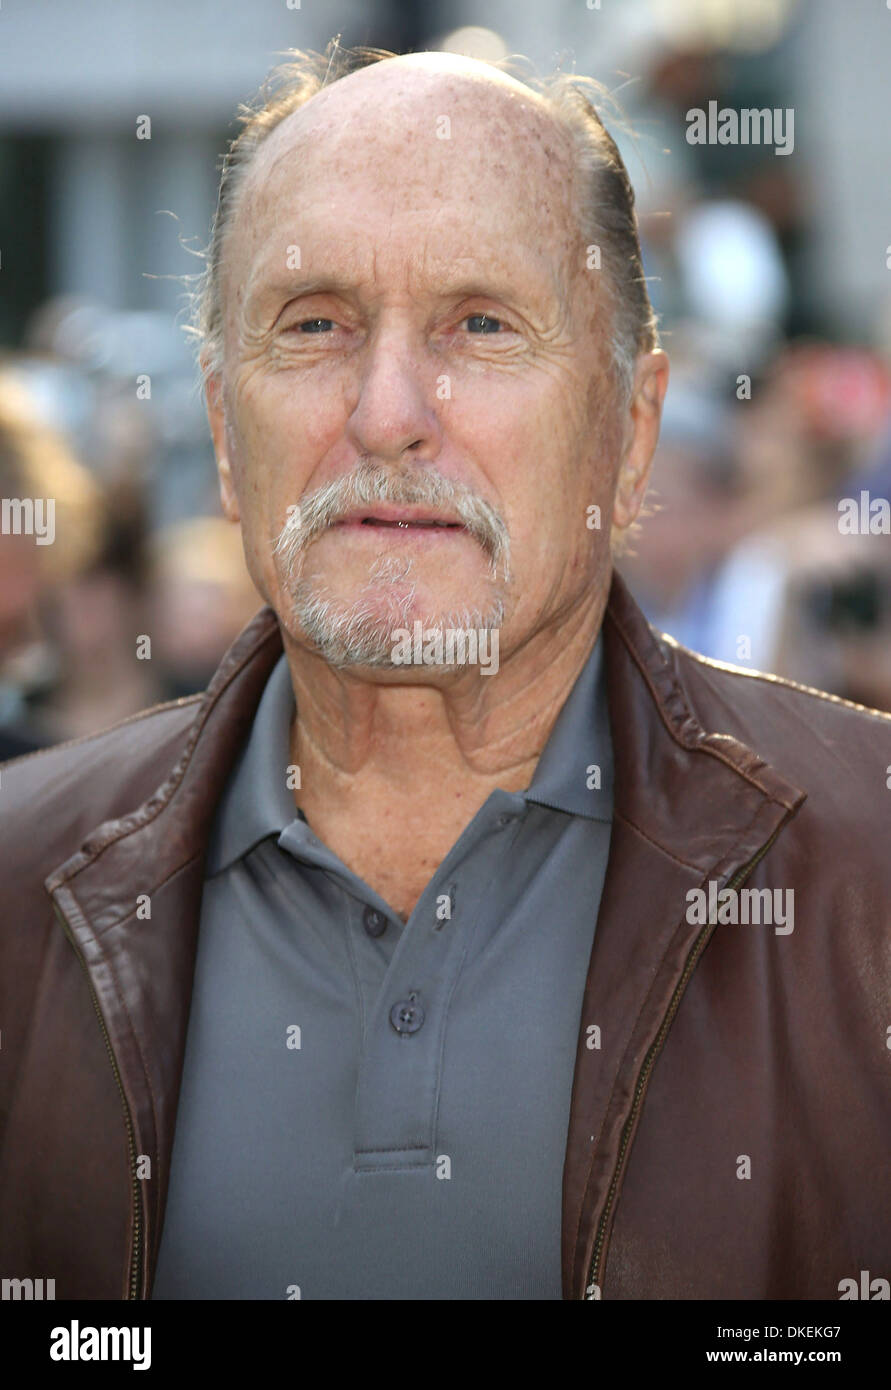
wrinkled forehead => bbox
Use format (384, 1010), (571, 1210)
(225, 63), (582, 297)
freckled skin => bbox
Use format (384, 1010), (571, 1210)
(204, 53), (668, 916)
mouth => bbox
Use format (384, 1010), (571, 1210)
(333, 506), (465, 531)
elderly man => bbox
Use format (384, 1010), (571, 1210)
(1, 46), (889, 1304)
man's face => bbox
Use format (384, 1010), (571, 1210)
(208, 57), (654, 673)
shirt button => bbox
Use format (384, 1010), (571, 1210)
(363, 907), (387, 938)
(390, 998), (425, 1035)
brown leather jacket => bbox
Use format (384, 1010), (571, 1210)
(1, 572), (889, 1301)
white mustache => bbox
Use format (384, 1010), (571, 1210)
(273, 460), (511, 582)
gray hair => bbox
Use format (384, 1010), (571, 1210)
(183, 41), (659, 405)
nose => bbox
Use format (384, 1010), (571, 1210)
(345, 324), (443, 463)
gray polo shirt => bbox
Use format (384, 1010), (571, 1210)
(152, 636), (613, 1300)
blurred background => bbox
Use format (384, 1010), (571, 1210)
(1, 0), (890, 757)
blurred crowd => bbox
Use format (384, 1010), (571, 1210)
(620, 342), (891, 713)
(617, 37), (891, 714)
(0, 335), (260, 762)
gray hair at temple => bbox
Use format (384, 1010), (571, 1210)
(184, 41), (659, 407)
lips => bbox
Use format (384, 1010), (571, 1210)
(358, 518), (461, 528)
(334, 507), (464, 530)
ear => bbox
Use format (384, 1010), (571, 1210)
(204, 362), (240, 524)
(613, 349), (670, 532)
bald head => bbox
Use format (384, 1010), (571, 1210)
(190, 43), (658, 400)
(246, 50), (568, 176)
(222, 55), (585, 377)
(255, 49), (559, 147)
(232, 52), (576, 283)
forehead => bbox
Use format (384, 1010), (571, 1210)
(226, 62), (582, 305)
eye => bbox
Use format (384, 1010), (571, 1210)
(296, 318), (335, 333)
(464, 313), (503, 334)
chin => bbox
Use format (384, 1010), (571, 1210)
(285, 574), (505, 671)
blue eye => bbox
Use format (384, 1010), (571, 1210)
(465, 313), (502, 333)
(298, 318), (335, 333)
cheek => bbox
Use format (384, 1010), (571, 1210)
(451, 372), (612, 551)
(259, 365), (352, 448)
(453, 369), (579, 476)
(230, 370), (349, 513)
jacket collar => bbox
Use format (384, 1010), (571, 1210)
(45, 570), (806, 1299)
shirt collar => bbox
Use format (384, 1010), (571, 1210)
(206, 631), (613, 875)
(204, 651), (299, 875)
(523, 632), (613, 822)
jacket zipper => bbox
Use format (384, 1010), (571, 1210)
(53, 903), (144, 1300)
(583, 827), (784, 1299)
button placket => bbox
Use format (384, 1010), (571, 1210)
(353, 877), (470, 1163)
(352, 794), (526, 1166)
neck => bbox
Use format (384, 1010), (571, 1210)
(282, 585), (610, 806)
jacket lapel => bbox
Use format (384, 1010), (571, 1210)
(561, 573), (806, 1298)
(45, 607), (284, 1295)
